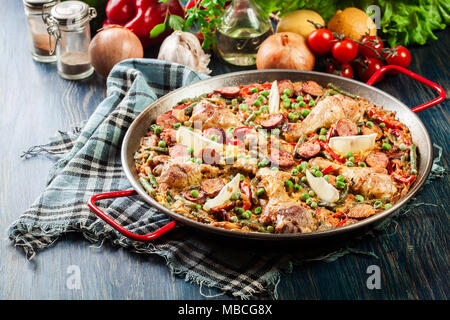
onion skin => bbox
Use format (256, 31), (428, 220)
(88, 26), (144, 78)
(256, 32), (315, 71)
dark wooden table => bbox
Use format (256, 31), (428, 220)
(1, 0), (448, 300)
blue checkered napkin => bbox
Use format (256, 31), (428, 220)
(8, 58), (445, 299)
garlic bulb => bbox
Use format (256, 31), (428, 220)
(157, 31), (211, 74)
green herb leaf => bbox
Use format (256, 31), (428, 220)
(150, 23), (166, 38)
(168, 14), (185, 31)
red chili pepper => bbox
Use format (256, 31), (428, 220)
(321, 165), (334, 175)
(368, 108), (403, 129)
(392, 172), (417, 184)
(240, 181), (252, 211)
(103, 0), (185, 48)
(318, 140), (344, 164)
(326, 125), (334, 143)
(173, 102), (192, 110)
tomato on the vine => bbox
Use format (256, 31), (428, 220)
(384, 45), (411, 74)
(307, 28), (335, 56)
(326, 61), (354, 79)
(357, 57), (385, 82)
(331, 39), (358, 63)
(358, 36), (384, 58)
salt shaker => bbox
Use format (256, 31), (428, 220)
(46, 1), (97, 80)
(23, 0), (59, 63)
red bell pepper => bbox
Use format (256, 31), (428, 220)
(317, 140), (344, 164)
(368, 108), (404, 130)
(103, 0), (185, 48)
(392, 172), (417, 184)
(240, 181), (252, 211)
(321, 165), (334, 175)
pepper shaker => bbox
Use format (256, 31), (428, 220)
(46, 1), (97, 80)
(23, 0), (59, 63)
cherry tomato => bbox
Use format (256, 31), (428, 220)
(358, 36), (384, 58)
(326, 61), (354, 79)
(384, 45), (411, 75)
(307, 29), (335, 56)
(331, 39), (358, 63)
(357, 58), (385, 82)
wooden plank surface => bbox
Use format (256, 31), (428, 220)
(0, 0), (448, 300)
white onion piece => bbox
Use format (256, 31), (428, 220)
(268, 80), (279, 114)
(176, 127), (222, 156)
(204, 173), (241, 211)
(305, 170), (340, 203)
(329, 133), (377, 155)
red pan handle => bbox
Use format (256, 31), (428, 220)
(366, 65), (446, 113)
(88, 190), (176, 241)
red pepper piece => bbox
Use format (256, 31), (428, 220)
(173, 102), (192, 110)
(103, 0), (185, 48)
(240, 181), (252, 211)
(321, 165), (334, 175)
(233, 126), (253, 136)
(368, 108), (404, 130)
(335, 218), (349, 228)
(326, 125), (334, 143)
(392, 172), (417, 184)
(317, 140), (344, 164)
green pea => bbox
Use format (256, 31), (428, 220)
(283, 89), (291, 96)
(319, 128), (328, 135)
(256, 188), (266, 197)
(210, 134), (217, 141)
(271, 166), (279, 171)
(257, 158), (270, 168)
(272, 128), (281, 136)
(260, 105), (269, 113)
(152, 125), (163, 135)
(291, 169), (299, 176)
(266, 225), (274, 233)
(301, 193), (310, 201)
(309, 100), (316, 107)
(234, 207), (244, 214)
(288, 113), (297, 122)
(306, 198), (313, 205)
(379, 122), (386, 128)
(254, 207), (262, 215)
(231, 191), (241, 200)
(240, 174), (245, 181)
(230, 216), (238, 223)
(158, 140), (166, 148)
(310, 201), (318, 208)
(291, 102), (299, 109)
(257, 95), (265, 102)
(190, 189), (199, 198)
(355, 195), (364, 202)
(384, 203), (393, 210)
(336, 181), (346, 189)
(301, 107), (309, 116)
(366, 121), (374, 128)
(308, 190), (316, 197)
(337, 175), (345, 182)
(358, 161), (367, 167)
(382, 143), (391, 150)
(253, 100), (261, 107)
(373, 200), (383, 209)
(318, 135), (326, 142)
(285, 180), (293, 190)
(250, 87), (258, 94)
(195, 158), (202, 164)
(187, 147), (194, 154)
(399, 143), (407, 151)
(254, 110), (261, 116)
(324, 175), (330, 182)
(239, 103), (248, 111)
(260, 90), (270, 97)
(296, 95), (304, 102)
(314, 170), (323, 177)
(294, 183), (301, 191)
(173, 122), (181, 129)
(188, 127), (194, 131)
(242, 210), (252, 219)
(348, 156), (355, 163)
(345, 152), (353, 158)
(195, 204), (202, 210)
(311, 166), (319, 171)
(282, 100), (291, 108)
(301, 176), (307, 183)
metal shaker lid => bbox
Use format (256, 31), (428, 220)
(23, 0), (58, 9)
(50, 0), (92, 25)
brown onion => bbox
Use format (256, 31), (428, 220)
(256, 32), (315, 71)
(88, 25), (144, 78)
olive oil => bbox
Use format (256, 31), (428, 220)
(215, 0), (273, 66)
(215, 27), (273, 66)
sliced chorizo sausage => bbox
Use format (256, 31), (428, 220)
(296, 141), (321, 159)
(169, 144), (189, 159)
(335, 119), (358, 136)
(365, 151), (389, 168)
(201, 148), (220, 165)
(201, 178), (225, 197)
(301, 81), (323, 96)
(214, 86), (240, 98)
(347, 204), (376, 219)
(156, 112), (178, 129)
(183, 189), (207, 204)
(260, 114), (284, 129)
(278, 80), (294, 97)
(202, 127), (226, 143)
(270, 149), (295, 169)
